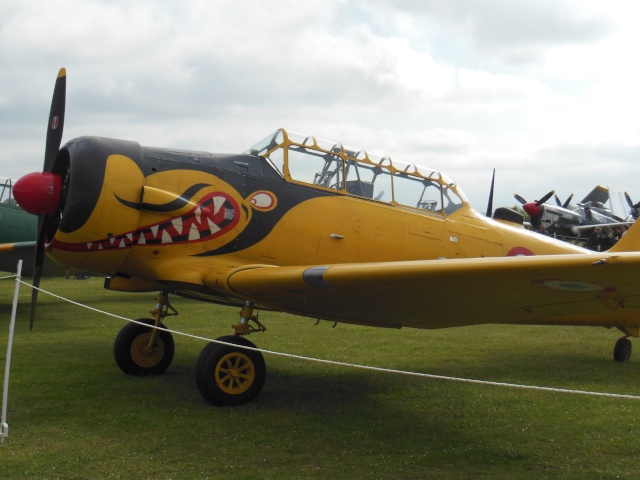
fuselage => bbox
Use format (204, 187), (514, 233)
(16, 130), (588, 300)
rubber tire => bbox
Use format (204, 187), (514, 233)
(196, 335), (266, 406)
(613, 337), (632, 362)
(114, 319), (175, 375)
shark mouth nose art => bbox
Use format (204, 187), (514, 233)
(50, 192), (240, 252)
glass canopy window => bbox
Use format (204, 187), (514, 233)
(0, 178), (17, 205)
(245, 129), (467, 215)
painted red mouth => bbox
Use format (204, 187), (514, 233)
(49, 192), (240, 252)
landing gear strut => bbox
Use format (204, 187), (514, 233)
(196, 301), (267, 406)
(114, 291), (177, 375)
(112, 294), (268, 405)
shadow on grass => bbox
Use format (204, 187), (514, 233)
(103, 332), (640, 415)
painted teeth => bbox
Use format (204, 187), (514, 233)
(189, 225), (200, 241)
(172, 218), (183, 234)
(208, 218), (220, 233)
(85, 194), (234, 251)
(213, 196), (225, 214)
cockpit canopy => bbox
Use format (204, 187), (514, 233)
(0, 177), (18, 206)
(246, 129), (468, 216)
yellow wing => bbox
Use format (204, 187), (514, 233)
(217, 253), (640, 330)
(0, 241), (36, 274)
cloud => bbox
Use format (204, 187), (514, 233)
(1, 0), (639, 213)
(365, 0), (614, 63)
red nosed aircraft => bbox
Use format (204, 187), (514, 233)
(0, 177), (39, 274)
(11, 69), (640, 406)
(515, 188), (634, 240)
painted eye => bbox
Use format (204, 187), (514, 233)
(250, 193), (272, 208)
(248, 191), (276, 211)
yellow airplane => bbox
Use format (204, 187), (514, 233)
(11, 69), (640, 406)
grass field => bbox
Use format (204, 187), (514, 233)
(1, 275), (640, 479)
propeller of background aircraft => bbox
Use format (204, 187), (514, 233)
(514, 190), (554, 221)
(485, 169), (495, 217)
(554, 193), (573, 208)
(625, 192), (640, 219)
(13, 68), (66, 329)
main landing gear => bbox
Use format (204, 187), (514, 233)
(196, 301), (267, 406)
(113, 294), (267, 406)
(613, 327), (637, 363)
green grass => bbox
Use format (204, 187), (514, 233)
(1, 276), (640, 479)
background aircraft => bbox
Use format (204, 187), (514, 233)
(515, 187), (634, 241)
(0, 177), (37, 274)
(9, 69), (640, 406)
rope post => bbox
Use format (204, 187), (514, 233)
(1, 259), (22, 444)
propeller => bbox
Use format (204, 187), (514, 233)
(625, 192), (640, 219)
(513, 190), (554, 222)
(535, 190), (555, 206)
(485, 168), (495, 217)
(514, 190), (554, 207)
(13, 68), (66, 329)
(554, 193), (573, 208)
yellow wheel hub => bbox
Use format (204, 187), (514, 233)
(130, 332), (165, 368)
(215, 351), (255, 395)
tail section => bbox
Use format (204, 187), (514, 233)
(608, 222), (639, 253)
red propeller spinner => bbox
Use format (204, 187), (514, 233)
(514, 190), (554, 221)
(13, 171), (62, 216)
(522, 201), (541, 220)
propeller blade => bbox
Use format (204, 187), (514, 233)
(536, 190), (555, 206)
(29, 233), (45, 331)
(562, 194), (573, 208)
(514, 193), (527, 205)
(27, 68), (66, 329)
(623, 192), (640, 216)
(625, 192), (635, 208)
(485, 169), (495, 217)
(44, 68), (66, 173)
(554, 194), (562, 206)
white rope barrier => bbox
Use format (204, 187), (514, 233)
(16, 279), (640, 401)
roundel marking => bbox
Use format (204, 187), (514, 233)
(531, 279), (616, 293)
(543, 280), (603, 292)
(507, 246), (534, 256)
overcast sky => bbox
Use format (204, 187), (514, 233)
(2, 0), (639, 211)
